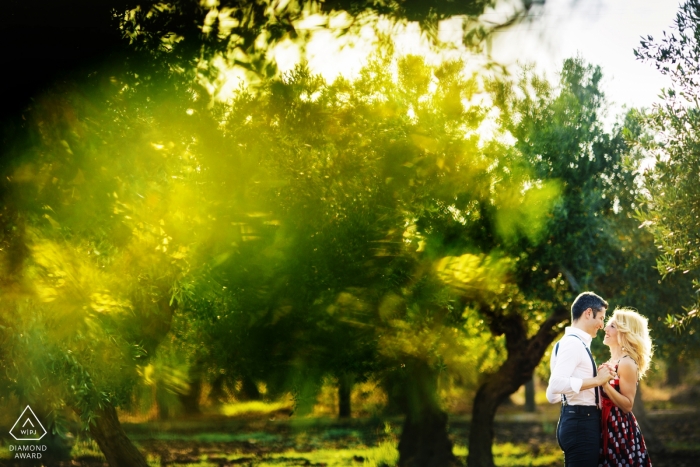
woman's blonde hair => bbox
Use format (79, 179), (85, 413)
(609, 307), (654, 379)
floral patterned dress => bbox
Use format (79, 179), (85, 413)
(598, 359), (652, 467)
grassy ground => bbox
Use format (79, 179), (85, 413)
(1, 397), (699, 466)
(66, 416), (565, 467)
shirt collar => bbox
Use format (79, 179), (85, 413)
(564, 326), (593, 346)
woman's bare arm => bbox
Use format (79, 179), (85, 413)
(603, 358), (638, 414)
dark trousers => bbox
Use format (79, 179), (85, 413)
(556, 405), (600, 467)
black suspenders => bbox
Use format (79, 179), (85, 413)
(554, 334), (599, 407)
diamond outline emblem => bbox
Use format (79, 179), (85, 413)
(9, 406), (47, 441)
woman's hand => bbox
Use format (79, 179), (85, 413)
(596, 365), (616, 386)
(598, 362), (617, 382)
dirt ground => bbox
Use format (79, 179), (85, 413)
(140, 407), (700, 466)
(0, 407), (697, 466)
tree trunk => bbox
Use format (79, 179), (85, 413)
(238, 375), (262, 401)
(89, 402), (149, 467)
(209, 374), (226, 404)
(397, 359), (459, 467)
(524, 376), (536, 412)
(338, 373), (353, 418)
(633, 384), (664, 454)
(179, 373), (203, 416)
(156, 385), (172, 420)
(468, 363), (524, 467)
(468, 305), (569, 467)
(665, 360), (684, 386)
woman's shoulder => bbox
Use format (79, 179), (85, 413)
(618, 355), (639, 378)
(619, 355), (638, 367)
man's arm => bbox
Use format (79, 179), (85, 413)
(545, 384), (562, 404)
(547, 339), (615, 403)
(545, 346), (563, 404)
(579, 366), (613, 390)
(547, 339), (583, 401)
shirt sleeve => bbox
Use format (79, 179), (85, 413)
(546, 338), (583, 403)
(545, 385), (562, 404)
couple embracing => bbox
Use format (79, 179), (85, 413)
(547, 291), (653, 467)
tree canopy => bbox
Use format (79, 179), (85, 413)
(636, 0), (700, 327)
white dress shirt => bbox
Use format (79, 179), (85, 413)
(546, 326), (597, 406)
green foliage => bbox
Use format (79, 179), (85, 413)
(0, 70), (204, 424)
(114, 0), (539, 92)
(636, 0), (700, 328)
(2, 42), (521, 430)
(590, 108), (700, 363)
(491, 58), (624, 297)
(175, 52), (519, 404)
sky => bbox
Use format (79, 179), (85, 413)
(215, 0), (683, 125)
(486, 0), (682, 119)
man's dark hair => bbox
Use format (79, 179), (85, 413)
(571, 291), (608, 321)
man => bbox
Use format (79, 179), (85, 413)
(547, 291), (615, 467)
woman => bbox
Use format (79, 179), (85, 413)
(599, 307), (654, 467)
